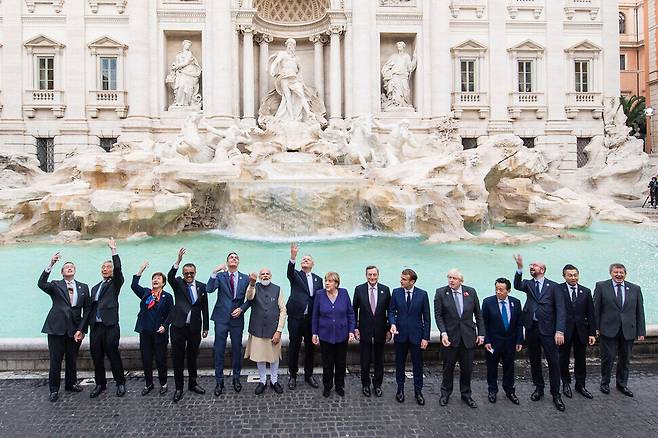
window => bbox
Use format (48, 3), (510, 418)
(620, 54), (626, 71)
(36, 137), (55, 172)
(575, 60), (589, 93)
(619, 12), (626, 34)
(37, 57), (54, 90)
(576, 137), (591, 168)
(99, 137), (117, 152)
(460, 59), (476, 92)
(462, 137), (478, 150)
(518, 60), (533, 93)
(100, 57), (117, 90)
(521, 137), (535, 149)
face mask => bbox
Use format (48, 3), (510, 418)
(260, 280), (271, 287)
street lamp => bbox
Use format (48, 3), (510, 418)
(645, 107), (655, 153)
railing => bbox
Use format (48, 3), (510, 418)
(24, 89), (64, 105)
(453, 92), (487, 106)
(89, 90), (127, 105)
(510, 92), (545, 106)
(567, 92), (602, 107)
(564, 0), (599, 20)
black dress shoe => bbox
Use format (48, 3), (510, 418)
(553, 394), (565, 411)
(233, 379), (242, 393)
(439, 394), (449, 406)
(288, 376), (297, 390)
(305, 375), (319, 388)
(575, 385), (593, 399)
(562, 383), (573, 398)
(335, 387), (345, 397)
(362, 386), (371, 397)
(270, 381), (284, 394)
(89, 385), (106, 398)
(254, 383), (266, 395)
(214, 383), (224, 397)
(159, 384), (168, 395)
(415, 392), (425, 406)
(142, 384), (154, 396)
(461, 396), (477, 408)
(49, 391), (59, 402)
(505, 391), (520, 405)
(189, 384), (206, 395)
(373, 387), (383, 397)
(322, 388), (331, 397)
(616, 385), (634, 397)
(173, 389), (183, 402)
(488, 392), (497, 403)
(600, 384), (610, 394)
(395, 389), (405, 403)
(65, 384), (83, 393)
(116, 384), (126, 397)
(530, 388), (544, 401)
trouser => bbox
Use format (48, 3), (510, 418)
(526, 322), (561, 395)
(650, 190), (656, 206)
(441, 343), (475, 397)
(47, 334), (81, 393)
(485, 344), (516, 394)
(139, 331), (168, 387)
(170, 324), (201, 391)
(600, 330), (634, 387)
(288, 315), (314, 378)
(256, 361), (280, 384)
(213, 323), (244, 384)
(394, 341), (423, 393)
(559, 334), (587, 387)
(320, 340), (348, 391)
(359, 339), (385, 388)
(90, 323), (125, 387)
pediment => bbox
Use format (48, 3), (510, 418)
(451, 39), (487, 53)
(87, 35), (128, 50)
(565, 40), (602, 53)
(24, 34), (65, 49)
(508, 39), (544, 53)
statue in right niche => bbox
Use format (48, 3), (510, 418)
(381, 41), (417, 111)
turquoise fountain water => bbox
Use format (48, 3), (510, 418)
(3, 221), (656, 338)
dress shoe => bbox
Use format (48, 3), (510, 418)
(233, 379), (242, 393)
(505, 391), (520, 405)
(553, 394), (565, 411)
(189, 384), (206, 395)
(488, 392), (497, 403)
(600, 384), (610, 394)
(395, 388), (405, 403)
(415, 392), (425, 406)
(362, 386), (371, 397)
(439, 394), (449, 406)
(575, 385), (593, 399)
(173, 389), (183, 402)
(562, 383), (573, 398)
(214, 382), (224, 397)
(89, 385), (106, 398)
(159, 384), (168, 395)
(142, 384), (154, 396)
(461, 396), (477, 408)
(530, 388), (544, 401)
(305, 375), (319, 388)
(254, 383), (266, 395)
(322, 388), (331, 397)
(270, 381), (284, 394)
(65, 384), (83, 393)
(49, 391), (59, 402)
(373, 387), (383, 397)
(116, 384), (126, 397)
(616, 385), (634, 397)
(335, 387), (345, 397)
(288, 376), (297, 390)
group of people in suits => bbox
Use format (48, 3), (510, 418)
(38, 240), (646, 411)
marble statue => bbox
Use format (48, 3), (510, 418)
(381, 41), (417, 111)
(170, 112), (229, 163)
(166, 40), (202, 109)
(210, 124), (251, 163)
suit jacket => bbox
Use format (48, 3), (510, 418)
(38, 270), (91, 337)
(593, 280), (646, 341)
(482, 295), (524, 350)
(83, 254), (124, 330)
(513, 272), (566, 336)
(434, 285), (485, 349)
(388, 287), (431, 345)
(558, 282), (595, 344)
(206, 270), (251, 327)
(312, 288), (356, 344)
(131, 275), (174, 335)
(353, 282), (391, 343)
(166, 265), (209, 333)
(286, 260), (323, 319)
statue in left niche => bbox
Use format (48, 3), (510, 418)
(166, 40), (202, 109)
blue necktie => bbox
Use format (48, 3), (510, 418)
(187, 283), (196, 304)
(501, 301), (509, 331)
(535, 280), (541, 297)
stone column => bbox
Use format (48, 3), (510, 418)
(601, 0), (621, 99)
(309, 34), (327, 101)
(241, 25), (256, 126)
(487, 0), (512, 133)
(350, 0), (373, 116)
(430, 0), (451, 117)
(206, 0), (234, 120)
(125, 0), (152, 120)
(545, 0), (567, 122)
(329, 25), (344, 123)
(257, 33), (273, 107)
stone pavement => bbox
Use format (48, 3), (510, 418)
(1, 363), (657, 438)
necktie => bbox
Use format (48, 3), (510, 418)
(229, 272), (236, 299)
(95, 280), (106, 321)
(67, 285), (74, 305)
(535, 281), (541, 297)
(570, 286), (577, 306)
(453, 290), (462, 317)
(616, 283), (623, 307)
(369, 287), (377, 314)
(406, 291), (411, 309)
(500, 301), (509, 331)
(187, 283), (196, 304)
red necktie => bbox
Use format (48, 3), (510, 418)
(229, 272), (236, 299)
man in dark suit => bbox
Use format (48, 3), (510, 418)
(482, 278), (524, 405)
(513, 254), (566, 411)
(353, 265), (391, 398)
(286, 243), (323, 390)
(38, 252), (91, 402)
(435, 269), (485, 408)
(167, 247), (209, 402)
(558, 264), (596, 399)
(593, 263), (646, 397)
(206, 251), (251, 395)
(82, 238), (126, 399)
(389, 268), (430, 406)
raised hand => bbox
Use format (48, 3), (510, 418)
(290, 242), (299, 260)
(212, 263), (227, 274)
(513, 254), (523, 270)
(49, 252), (61, 267)
(249, 272), (258, 285)
(108, 237), (117, 254)
(176, 247), (186, 264)
(137, 261), (149, 276)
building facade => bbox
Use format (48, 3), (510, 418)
(0, 0), (620, 171)
(619, 0), (645, 98)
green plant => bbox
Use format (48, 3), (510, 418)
(619, 94), (646, 137)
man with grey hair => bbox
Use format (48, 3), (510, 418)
(593, 263), (646, 397)
(434, 269), (484, 408)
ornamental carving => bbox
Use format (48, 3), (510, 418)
(255, 0), (329, 24)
